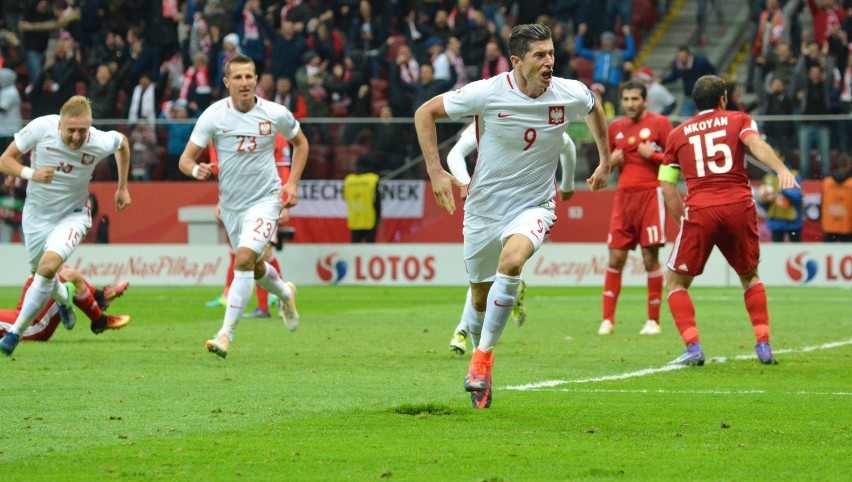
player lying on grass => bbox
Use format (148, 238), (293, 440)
(0, 266), (129, 344)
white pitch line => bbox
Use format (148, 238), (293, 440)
(544, 388), (852, 396)
(506, 339), (852, 391)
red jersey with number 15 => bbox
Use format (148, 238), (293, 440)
(663, 109), (759, 210)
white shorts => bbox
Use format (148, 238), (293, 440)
(23, 206), (91, 272)
(463, 205), (556, 283)
(221, 196), (283, 257)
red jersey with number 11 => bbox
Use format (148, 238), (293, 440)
(663, 109), (758, 210)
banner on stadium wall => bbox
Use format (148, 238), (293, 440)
(291, 180), (424, 218)
(2, 243), (847, 288)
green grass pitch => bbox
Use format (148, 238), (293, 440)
(0, 285), (849, 481)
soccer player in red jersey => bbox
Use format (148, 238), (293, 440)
(599, 79), (674, 336)
(659, 75), (798, 366)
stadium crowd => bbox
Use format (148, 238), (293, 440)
(0, 0), (849, 184)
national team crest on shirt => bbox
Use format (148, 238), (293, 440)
(548, 106), (565, 125)
(258, 121), (272, 136)
(81, 153), (95, 165)
(639, 127), (651, 139)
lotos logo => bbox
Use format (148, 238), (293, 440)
(786, 253), (818, 284)
(316, 253), (347, 284)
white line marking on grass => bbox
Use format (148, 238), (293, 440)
(545, 388), (851, 396)
(506, 339), (852, 391)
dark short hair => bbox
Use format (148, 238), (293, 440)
(619, 79), (647, 99)
(692, 75), (726, 111)
(678, 45), (690, 54)
(224, 53), (256, 78)
(508, 23), (552, 58)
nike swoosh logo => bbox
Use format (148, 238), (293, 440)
(222, 129), (234, 134)
(494, 300), (513, 308)
(497, 112), (515, 118)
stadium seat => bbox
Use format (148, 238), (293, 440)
(370, 78), (389, 102)
(304, 145), (332, 179)
(331, 144), (370, 178)
(371, 99), (389, 117)
(574, 57), (594, 86)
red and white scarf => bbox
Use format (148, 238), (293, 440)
(242, 10), (260, 40)
(280, 0), (303, 25)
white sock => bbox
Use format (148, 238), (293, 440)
(478, 272), (521, 352)
(51, 276), (70, 305)
(11, 274), (54, 335)
(468, 308), (485, 350)
(220, 271), (253, 340)
(454, 288), (473, 335)
(255, 262), (292, 301)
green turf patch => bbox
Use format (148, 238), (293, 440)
(390, 403), (453, 416)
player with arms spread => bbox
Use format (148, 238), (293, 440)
(659, 75), (798, 366)
(0, 95), (131, 355)
(179, 53), (309, 359)
(415, 23), (611, 408)
(599, 78), (674, 336)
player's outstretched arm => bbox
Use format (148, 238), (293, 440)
(744, 134), (800, 191)
(558, 132), (577, 201)
(584, 98), (611, 191)
(282, 128), (309, 208)
(179, 141), (212, 181)
(415, 94), (464, 214)
(0, 141), (54, 183)
(114, 134), (131, 211)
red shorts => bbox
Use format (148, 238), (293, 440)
(608, 187), (666, 250)
(668, 201), (760, 277)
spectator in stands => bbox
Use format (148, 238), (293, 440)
(633, 66), (676, 115)
(233, 0), (273, 75)
(661, 45), (718, 117)
(255, 72), (275, 100)
(575, 23), (635, 110)
(26, 69), (64, 119)
(460, 11), (490, 81)
(342, 83), (373, 144)
(480, 39), (509, 80)
(764, 77), (797, 163)
(147, 0), (182, 61)
(0, 29), (24, 73)
(751, 0), (785, 95)
(215, 32), (241, 90)
(838, 45), (852, 155)
(425, 37), (449, 81)
(161, 102), (194, 181)
(806, 0), (845, 49)
(821, 154), (852, 241)
(180, 52), (212, 115)
(42, 38), (88, 106)
(606, 0), (633, 33)
(0, 68), (21, 149)
(347, 0), (388, 79)
(277, 0), (314, 33)
(87, 64), (119, 121)
(412, 63), (452, 116)
(761, 43), (798, 99)
(0, 173), (25, 242)
(387, 42), (419, 117)
(695, 0), (725, 46)
(307, 20), (344, 65)
(758, 153), (804, 242)
(127, 73), (157, 127)
(370, 105), (409, 173)
(188, 13), (214, 62)
(121, 27), (160, 99)
(274, 76), (308, 119)
(296, 50), (330, 143)
(128, 120), (159, 181)
(438, 36), (468, 90)
(87, 30), (128, 75)
(796, 63), (832, 179)
(270, 21), (307, 85)
(420, 9), (452, 47)
(20, 0), (54, 85)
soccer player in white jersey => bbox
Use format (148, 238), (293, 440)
(415, 23), (611, 408)
(0, 95), (132, 356)
(178, 53), (309, 359)
(446, 122), (579, 355)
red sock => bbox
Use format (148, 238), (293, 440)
(73, 282), (104, 321)
(223, 251), (236, 297)
(744, 282), (770, 343)
(602, 267), (622, 322)
(647, 265), (663, 323)
(668, 288), (699, 344)
(16, 277), (34, 311)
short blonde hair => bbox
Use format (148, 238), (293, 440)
(59, 95), (93, 120)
